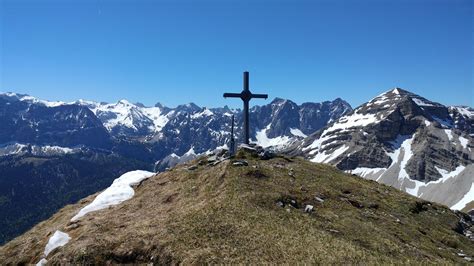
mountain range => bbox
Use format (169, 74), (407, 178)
(0, 88), (473, 247)
(0, 91), (351, 244)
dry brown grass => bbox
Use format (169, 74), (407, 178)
(1, 151), (473, 264)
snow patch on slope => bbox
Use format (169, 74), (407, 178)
(459, 136), (469, 150)
(347, 167), (386, 178)
(310, 145), (349, 163)
(444, 129), (453, 141)
(36, 230), (71, 265)
(255, 125), (292, 148)
(43, 230), (71, 256)
(191, 108), (214, 119)
(71, 170), (155, 221)
(290, 128), (307, 138)
(324, 112), (379, 136)
(405, 165), (466, 197)
(451, 182), (474, 211)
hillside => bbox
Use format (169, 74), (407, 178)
(1, 147), (473, 264)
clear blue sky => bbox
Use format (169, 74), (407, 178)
(1, 0), (472, 108)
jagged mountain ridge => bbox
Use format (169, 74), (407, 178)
(294, 88), (473, 211)
(0, 91), (352, 245)
(0, 92), (352, 161)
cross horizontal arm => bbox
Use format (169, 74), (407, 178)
(223, 93), (242, 98)
(251, 93), (268, 99)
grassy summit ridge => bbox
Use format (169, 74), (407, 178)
(1, 149), (473, 264)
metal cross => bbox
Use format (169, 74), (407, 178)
(223, 71), (268, 144)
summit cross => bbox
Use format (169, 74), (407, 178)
(223, 71), (268, 144)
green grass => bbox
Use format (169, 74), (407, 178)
(1, 150), (473, 264)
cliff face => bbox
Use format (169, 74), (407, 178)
(1, 148), (473, 264)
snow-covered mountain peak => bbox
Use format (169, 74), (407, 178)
(296, 88), (473, 211)
(1, 92), (66, 107)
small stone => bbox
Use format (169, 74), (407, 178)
(304, 204), (314, 213)
(232, 160), (249, 167)
(286, 208), (291, 212)
(276, 201), (284, 207)
(328, 229), (340, 233)
(315, 197), (325, 203)
(288, 169), (295, 177)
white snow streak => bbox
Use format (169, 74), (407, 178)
(444, 129), (453, 141)
(405, 165), (466, 197)
(348, 167), (386, 178)
(43, 230), (71, 256)
(459, 136), (469, 150)
(452, 182), (474, 211)
(191, 108), (214, 119)
(255, 125), (291, 148)
(71, 170), (155, 221)
(290, 128), (307, 138)
(311, 145), (349, 163)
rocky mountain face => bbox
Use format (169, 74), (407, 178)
(293, 88), (473, 211)
(1, 148), (473, 264)
(0, 93), (111, 149)
(0, 92), (351, 244)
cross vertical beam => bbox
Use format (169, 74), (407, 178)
(223, 71), (268, 145)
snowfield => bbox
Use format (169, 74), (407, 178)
(71, 170), (155, 221)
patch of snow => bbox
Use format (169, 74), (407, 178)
(424, 120), (431, 127)
(444, 129), (453, 141)
(459, 136), (469, 150)
(452, 182), (474, 211)
(311, 145), (349, 163)
(191, 109), (214, 119)
(290, 128), (307, 138)
(71, 170), (155, 221)
(398, 135), (414, 180)
(412, 98), (435, 107)
(184, 147), (196, 156)
(453, 106), (474, 118)
(141, 107), (169, 132)
(348, 167), (386, 178)
(43, 230), (70, 256)
(406, 165), (466, 197)
(255, 126), (291, 148)
(322, 112), (379, 137)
